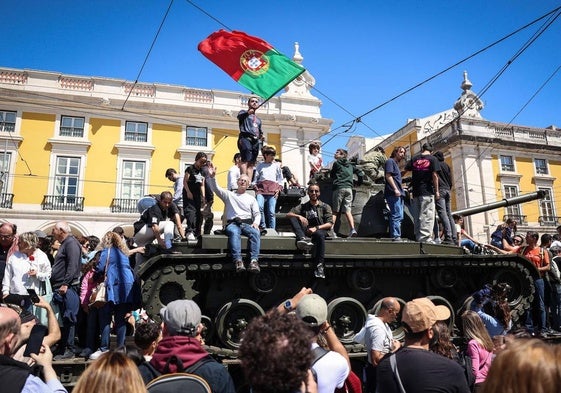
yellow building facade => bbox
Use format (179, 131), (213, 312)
(376, 72), (560, 242)
(0, 59), (331, 237)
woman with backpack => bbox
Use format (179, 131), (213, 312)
(461, 311), (494, 392)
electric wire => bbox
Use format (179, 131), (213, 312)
(121, 0), (175, 111)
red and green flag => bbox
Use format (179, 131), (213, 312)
(198, 30), (305, 101)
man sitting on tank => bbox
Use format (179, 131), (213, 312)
(132, 191), (185, 268)
(206, 162), (261, 273)
(286, 181), (333, 279)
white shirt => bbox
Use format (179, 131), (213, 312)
(311, 342), (350, 393)
(227, 165), (240, 191)
(208, 177), (260, 226)
(359, 314), (394, 364)
(2, 249), (51, 296)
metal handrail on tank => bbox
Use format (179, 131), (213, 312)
(452, 190), (545, 218)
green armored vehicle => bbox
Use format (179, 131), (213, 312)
(137, 175), (545, 356)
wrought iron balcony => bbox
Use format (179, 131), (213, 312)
(538, 216), (561, 226)
(502, 214), (527, 225)
(110, 198), (138, 213)
(41, 195), (84, 211)
(0, 193), (13, 208)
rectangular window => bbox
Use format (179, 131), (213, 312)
(59, 116), (85, 137)
(0, 152), (11, 194)
(504, 185), (521, 217)
(54, 156), (80, 203)
(535, 158), (548, 175)
(186, 126), (208, 147)
(0, 111), (16, 133)
(538, 187), (555, 218)
(125, 121), (148, 142)
(121, 160), (145, 200)
(500, 155), (515, 172)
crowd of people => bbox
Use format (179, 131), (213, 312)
(2, 96), (561, 392)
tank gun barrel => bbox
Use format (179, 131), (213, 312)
(452, 190), (545, 217)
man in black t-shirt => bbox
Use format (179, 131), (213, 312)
(183, 152), (208, 240)
(133, 191), (185, 268)
(376, 298), (470, 393)
(405, 143), (440, 243)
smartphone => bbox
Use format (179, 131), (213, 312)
(27, 288), (40, 304)
(23, 324), (47, 357)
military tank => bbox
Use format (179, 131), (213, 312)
(137, 164), (545, 357)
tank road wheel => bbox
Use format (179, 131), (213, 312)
(372, 297), (406, 341)
(141, 264), (198, 321)
(427, 295), (455, 331)
(327, 297), (368, 343)
(490, 267), (534, 321)
(249, 270), (278, 294)
(347, 269), (375, 292)
(215, 299), (265, 349)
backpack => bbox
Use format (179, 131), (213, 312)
(146, 372), (211, 393)
(140, 355), (216, 386)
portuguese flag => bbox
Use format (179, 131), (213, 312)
(198, 30), (305, 101)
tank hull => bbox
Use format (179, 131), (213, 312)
(138, 236), (538, 356)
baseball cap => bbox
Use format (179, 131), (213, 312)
(401, 298), (450, 333)
(422, 142), (433, 152)
(160, 299), (201, 336)
(295, 294), (327, 326)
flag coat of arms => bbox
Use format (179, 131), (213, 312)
(198, 30), (305, 101)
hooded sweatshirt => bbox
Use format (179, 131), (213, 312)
(331, 158), (363, 190)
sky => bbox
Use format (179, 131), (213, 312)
(1, 1), (560, 159)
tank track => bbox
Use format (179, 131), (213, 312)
(139, 238), (537, 357)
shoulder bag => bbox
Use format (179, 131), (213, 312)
(89, 248), (110, 308)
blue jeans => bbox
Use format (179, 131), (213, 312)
(99, 302), (131, 351)
(256, 194), (277, 229)
(461, 239), (476, 251)
(225, 222), (260, 262)
(525, 278), (546, 333)
(386, 194), (404, 238)
(550, 282), (561, 331)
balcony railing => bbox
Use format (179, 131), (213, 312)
(0, 193), (13, 208)
(502, 214), (527, 225)
(110, 198), (138, 213)
(41, 195), (84, 211)
(538, 216), (561, 226)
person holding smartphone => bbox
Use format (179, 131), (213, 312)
(2, 232), (51, 311)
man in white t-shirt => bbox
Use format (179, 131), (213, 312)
(295, 294), (350, 393)
(354, 297), (401, 393)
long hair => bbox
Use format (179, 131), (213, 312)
(101, 231), (129, 256)
(482, 339), (561, 393)
(461, 310), (494, 351)
(72, 351), (147, 393)
(429, 321), (456, 359)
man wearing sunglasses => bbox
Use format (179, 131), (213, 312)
(286, 182), (333, 279)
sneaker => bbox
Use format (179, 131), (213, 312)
(186, 232), (196, 241)
(89, 349), (108, 360)
(392, 237), (403, 242)
(349, 229), (358, 237)
(54, 350), (75, 361)
(248, 259), (261, 273)
(235, 260), (246, 273)
(314, 263), (326, 279)
(79, 348), (93, 358)
(328, 230), (338, 238)
(296, 238), (314, 251)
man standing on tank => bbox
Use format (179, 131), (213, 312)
(183, 152), (208, 240)
(384, 146), (406, 241)
(237, 96), (264, 182)
(433, 151), (456, 244)
(405, 142), (440, 243)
